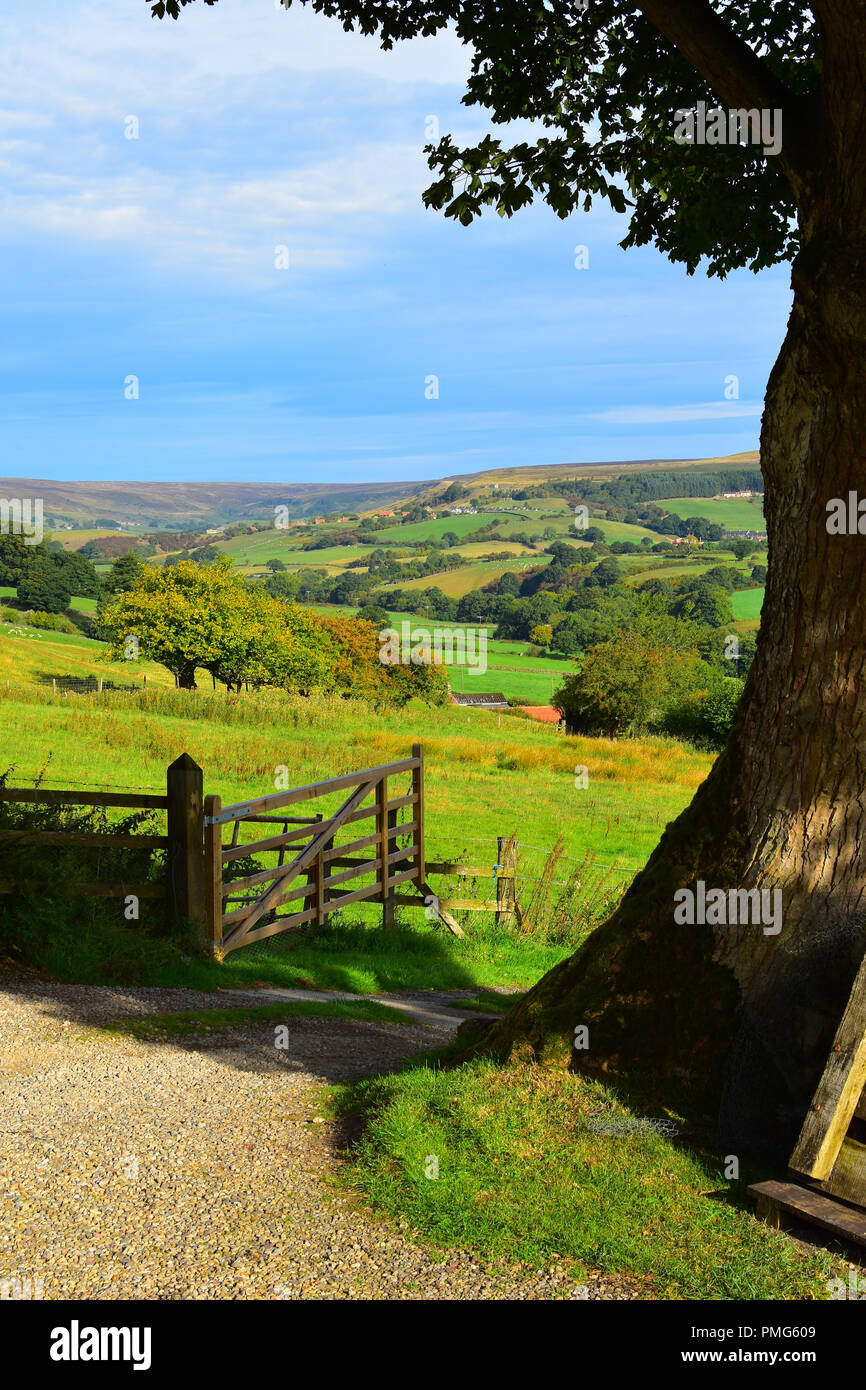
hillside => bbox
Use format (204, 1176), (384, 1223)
(1, 452), (761, 529)
(0, 477), (434, 528)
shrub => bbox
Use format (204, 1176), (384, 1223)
(22, 610), (80, 634)
(0, 770), (195, 982)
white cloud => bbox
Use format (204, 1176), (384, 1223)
(0, 0), (469, 122)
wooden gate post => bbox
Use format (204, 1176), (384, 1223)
(166, 753), (205, 937)
(204, 793), (223, 959)
(497, 835), (518, 927)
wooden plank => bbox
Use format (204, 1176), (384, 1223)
(749, 1179), (866, 1247)
(856, 1089), (866, 1123)
(383, 805), (399, 931)
(222, 904), (319, 954)
(438, 897), (499, 911)
(166, 753), (205, 932)
(0, 881), (165, 899)
(216, 758), (418, 820)
(203, 794), (223, 958)
(497, 835), (518, 927)
(221, 813), (319, 826)
(222, 879), (312, 927)
(790, 949), (866, 1180)
(0, 830), (168, 848)
(816, 1136), (866, 1206)
(221, 822), (320, 863)
(218, 801), (412, 863)
(0, 788), (168, 810)
(321, 867), (419, 917)
(221, 860), (292, 897)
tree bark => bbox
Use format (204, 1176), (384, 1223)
(177, 662), (198, 690)
(471, 230), (866, 1159)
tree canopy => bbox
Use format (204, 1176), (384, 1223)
(100, 555), (450, 705)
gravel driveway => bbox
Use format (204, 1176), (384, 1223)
(0, 971), (637, 1301)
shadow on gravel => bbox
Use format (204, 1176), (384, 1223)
(0, 967), (473, 1087)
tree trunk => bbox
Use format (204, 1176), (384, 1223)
(473, 234), (866, 1159)
(177, 663), (198, 690)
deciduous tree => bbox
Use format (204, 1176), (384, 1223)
(151, 0), (864, 1155)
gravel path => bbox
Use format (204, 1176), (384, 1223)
(0, 972), (638, 1301)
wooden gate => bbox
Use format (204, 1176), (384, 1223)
(204, 744), (426, 958)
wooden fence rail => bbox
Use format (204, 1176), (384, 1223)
(0, 781), (171, 903)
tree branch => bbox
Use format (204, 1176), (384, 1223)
(634, 0), (815, 194)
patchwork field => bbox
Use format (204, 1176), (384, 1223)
(656, 496), (765, 530)
(387, 555), (551, 597)
(730, 587), (765, 620)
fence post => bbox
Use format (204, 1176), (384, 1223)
(203, 793), (223, 959)
(411, 743), (425, 889)
(166, 753), (205, 938)
(497, 835), (518, 927)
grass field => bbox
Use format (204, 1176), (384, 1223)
(0, 621), (173, 688)
(730, 587), (765, 621)
(0, 666), (711, 997)
(338, 1061), (836, 1300)
(390, 555), (550, 598)
(446, 664), (570, 703)
(47, 528), (129, 551)
(656, 497), (765, 530)
(359, 512), (518, 544)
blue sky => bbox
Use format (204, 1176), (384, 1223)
(0, 0), (792, 485)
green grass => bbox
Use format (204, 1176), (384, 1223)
(656, 497), (765, 531)
(730, 588), (765, 621)
(368, 512), (518, 544)
(390, 555), (550, 598)
(0, 620), (174, 687)
(590, 518), (660, 542)
(68, 594), (97, 614)
(445, 664), (566, 703)
(336, 1061), (837, 1300)
(0, 676), (709, 992)
(103, 997), (413, 1037)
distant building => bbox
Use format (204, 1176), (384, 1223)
(451, 691), (509, 710)
(722, 529), (767, 541)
